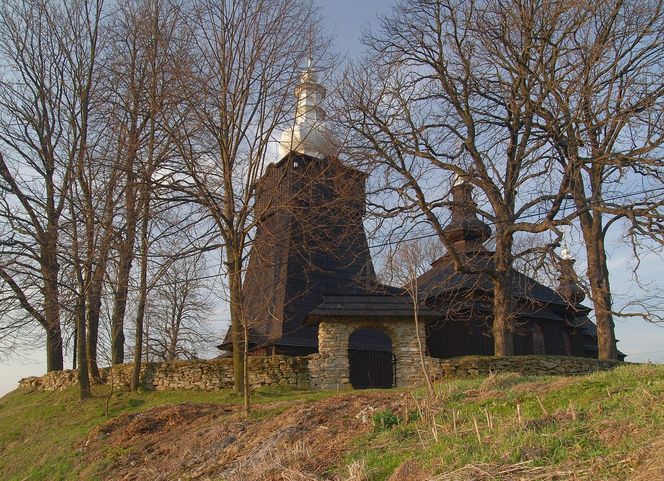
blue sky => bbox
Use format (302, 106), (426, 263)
(321, 0), (395, 54)
(1, 0), (662, 396)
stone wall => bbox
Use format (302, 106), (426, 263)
(429, 355), (622, 379)
(19, 356), (311, 392)
(18, 354), (623, 392)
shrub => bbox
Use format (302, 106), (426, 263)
(372, 410), (399, 431)
(407, 410), (420, 423)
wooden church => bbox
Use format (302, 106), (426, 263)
(220, 64), (616, 383)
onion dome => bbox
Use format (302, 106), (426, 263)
(279, 61), (338, 158)
(557, 246), (586, 305)
(441, 180), (491, 254)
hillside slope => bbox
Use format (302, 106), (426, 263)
(1, 364), (663, 480)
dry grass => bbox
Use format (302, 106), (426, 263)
(224, 440), (321, 481)
(343, 460), (370, 481)
(627, 435), (664, 481)
(479, 371), (526, 392)
(431, 461), (592, 480)
(219, 443), (371, 481)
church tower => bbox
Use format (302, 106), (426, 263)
(226, 63), (376, 355)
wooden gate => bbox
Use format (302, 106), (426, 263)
(348, 349), (396, 389)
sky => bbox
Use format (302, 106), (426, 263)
(321, 0), (394, 54)
(1, 0), (663, 396)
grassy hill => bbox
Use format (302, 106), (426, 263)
(1, 363), (662, 480)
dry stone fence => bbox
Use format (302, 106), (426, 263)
(19, 354), (622, 392)
(19, 356), (310, 391)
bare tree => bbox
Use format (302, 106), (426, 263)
(338, 0), (575, 356)
(170, 0), (329, 407)
(533, 0), (664, 359)
(145, 253), (213, 361)
(67, 0), (108, 389)
(104, 4), (151, 366)
(127, 0), (191, 391)
(0, 0), (104, 376)
(381, 238), (443, 396)
(102, 0), (188, 367)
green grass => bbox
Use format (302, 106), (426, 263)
(0, 384), (331, 481)
(2, 364), (662, 481)
(342, 364), (664, 480)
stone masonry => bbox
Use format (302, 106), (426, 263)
(19, 353), (623, 392)
(308, 319), (429, 390)
(19, 355), (311, 392)
(429, 355), (622, 379)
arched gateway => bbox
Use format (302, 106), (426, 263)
(348, 327), (396, 389)
(307, 294), (439, 390)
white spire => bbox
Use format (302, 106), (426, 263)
(279, 61), (338, 158)
(452, 172), (464, 187)
(560, 231), (573, 260)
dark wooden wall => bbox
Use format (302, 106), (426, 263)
(426, 318), (591, 359)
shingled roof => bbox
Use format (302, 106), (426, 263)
(416, 252), (588, 309)
(307, 292), (441, 323)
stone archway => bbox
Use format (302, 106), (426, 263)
(311, 319), (428, 390)
(348, 327), (395, 389)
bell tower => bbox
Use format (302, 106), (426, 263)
(224, 63), (376, 355)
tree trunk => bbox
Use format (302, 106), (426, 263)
(493, 233), (515, 357)
(583, 222), (617, 360)
(72, 325), (78, 369)
(70, 192), (91, 399)
(243, 315), (251, 415)
(43, 232), (64, 371)
(411, 280), (434, 397)
(164, 318), (176, 362)
(110, 208), (137, 365)
(493, 277), (515, 356)
(572, 166), (618, 361)
(85, 167), (118, 379)
(110, 128), (140, 365)
(45, 322), (64, 372)
(86, 318), (100, 381)
(110, 258), (130, 365)
(86, 285), (103, 382)
(131, 281), (146, 391)
(227, 249), (245, 396)
(131, 189), (151, 391)
(86, 205), (115, 379)
(76, 294), (91, 400)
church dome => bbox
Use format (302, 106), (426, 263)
(279, 63), (338, 158)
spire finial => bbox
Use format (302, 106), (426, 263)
(452, 172), (464, 187)
(560, 231), (573, 260)
(441, 179), (491, 254)
(278, 61), (338, 158)
(557, 251), (584, 305)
